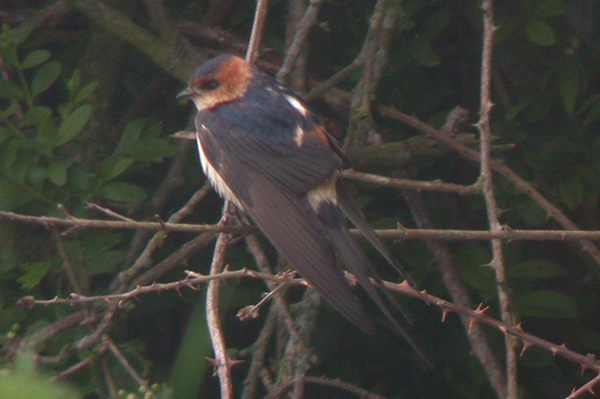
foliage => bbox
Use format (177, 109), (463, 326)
(0, 0), (600, 398)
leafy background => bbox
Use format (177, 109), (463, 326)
(1, 0), (600, 398)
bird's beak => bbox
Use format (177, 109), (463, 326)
(176, 89), (192, 99)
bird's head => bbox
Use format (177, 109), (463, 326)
(177, 54), (253, 111)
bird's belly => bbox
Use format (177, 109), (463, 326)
(196, 135), (243, 210)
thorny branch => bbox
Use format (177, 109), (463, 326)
(476, 1), (517, 398)
(206, 211), (235, 399)
(10, 209), (600, 241)
(19, 269), (600, 381)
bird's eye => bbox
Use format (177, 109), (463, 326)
(201, 80), (220, 91)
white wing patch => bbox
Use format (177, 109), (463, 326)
(196, 131), (243, 210)
(293, 125), (305, 147)
(285, 95), (308, 116)
(307, 174), (339, 211)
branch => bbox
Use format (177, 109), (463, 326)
(20, 269), (600, 388)
(381, 280), (600, 375)
(277, 0), (325, 83)
(374, 102), (600, 271)
(476, 1), (516, 397)
(10, 210), (600, 241)
(400, 182), (506, 397)
(342, 169), (480, 195)
(246, 0), (269, 64)
(17, 269), (297, 309)
(206, 206), (237, 399)
(303, 376), (389, 399)
(64, 0), (200, 82)
(344, 0), (391, 152)
(567, 372), (600, 399)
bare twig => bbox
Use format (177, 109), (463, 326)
(246, 0), (269, 64)
(381, 280), (600, 374)
(84, 202), (135, 222)
(19, 269), (600, 382)
(476, 1), (517, 397)
(101, 358), (117, 398)
(344, 0), (391, 152)
(52, 355), (94, 381)
(115, 182), (213, 291)
(51, 228), (87, 295)
(567, 372), (600, 399)
(342, 169), (480, 195)
(401, 184), (506, 398)
(277, 0), (325, 83)
(206, 208), (236, 399)
(241, 308), (279, 399)
(18, 269), (299, 308)
(10, 210), (600, 241)
(374, 104), (600, 270)
(105, 335), (148, 387)
(303, 376), (389, 399)
(0, 210), (252, 234)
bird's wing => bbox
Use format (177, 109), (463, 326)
(196, 109), (376, 333)
(316, 201), (430, 365)
(335, 181), (417, 287)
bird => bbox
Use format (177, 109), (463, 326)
(178, 53), (422, 354)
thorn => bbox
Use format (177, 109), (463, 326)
(441, 309), (448, 323)
(419, 289), (428, 295)
(519, 341), (533, 357)
(474, 303), (490, 315)
(468, 318), (477, 334)
(513, 322), (525, 332)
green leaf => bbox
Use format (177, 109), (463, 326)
(98, 156), (134, 181)
(86, 250), (125, 275)
(11, 24), (34, 46)
(525, 19), (556, 46)
(558, 174), (584, 210)
(0, 79), (25, 100)
(535, 0), (565, 18)
(30, 61), (61, 97)
(47, 159), (73, 186)
(507, 259), (568, 278)
(20, 106), (52, 127)
(0, 103), (19, 119)
(559, 60), (580, 115)
(99, 181), (147, 202)
(410, 40), (440, 67)
(67, 68), (80, 93)
(115, 119), (145, 154)
(21, 49), (51, 70)
(74, 81), (98, 104)
(0, 366), (79, 399)
(17, 261), (52, 289)
(516, 290), (579, 318)
(55, 104), (92, 145)
(505, 96), (532, 122)
(582, 96), (600, 127)
(0, 176), (33, 210)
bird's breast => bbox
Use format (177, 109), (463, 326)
(195, 133), (243, 210)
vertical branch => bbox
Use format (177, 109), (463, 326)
(277, 0), (325, 85)
(206, 206), (235, 399)
(246, 0), (269, 64)
(476, 1), (518, 398)
(343, 0), (391, 153)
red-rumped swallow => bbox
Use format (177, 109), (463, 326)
(178, 54), (420, 350)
